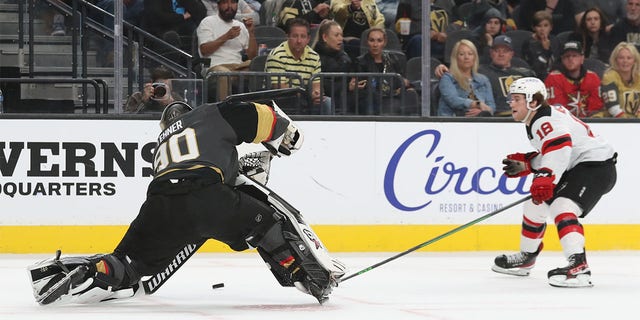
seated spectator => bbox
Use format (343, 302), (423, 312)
(574, 0), (625, 29)
(605, 0), (640, 52)
(198, 0), (257, 101)
(594, 42), (640, 118)
(201, 0), (261, 25)
(265, 18), (331, 114)
(522, 10), (560, 80)
(478, 35), (536, 116)
(277, 0), (330, 30)
(516, 0), (576, 35)
(438, 39), (495, 117)
(331, 0), (385, 61)
(142, 0), (207, 65)
(356, 27), (415, 115)
(312, 20), (360, 114)
(544, 41), (603, 118)
(571, 7), (612, 64)
(472, 7), (508, 64)
(124, 67), (184, 113)
(395, 0), (427, 61)
(377, 0), (399, 29)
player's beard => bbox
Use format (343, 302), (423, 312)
(220, 8), (236, 22)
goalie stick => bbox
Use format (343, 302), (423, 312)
(339, 195), (532, 283)
(140, 241), (205, 294)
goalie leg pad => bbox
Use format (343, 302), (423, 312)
(250, 216), (346, 304)
(28, 251), (140, 305)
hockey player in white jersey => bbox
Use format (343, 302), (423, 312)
(491, 77), (617, 287)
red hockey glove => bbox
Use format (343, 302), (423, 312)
(502, 152), (539, 178)
(530, 173), (556, 205)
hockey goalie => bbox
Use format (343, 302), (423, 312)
(27, 100), (346, 305)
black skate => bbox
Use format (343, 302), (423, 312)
(492, 244), (542, 276)
(293, 258), (346, 304)
(548, 252), (593, 288)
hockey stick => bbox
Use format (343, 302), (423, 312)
(339, 195), (532, 283)
(141, 241), (204, 294)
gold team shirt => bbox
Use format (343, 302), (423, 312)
(597, 69), (640, 118)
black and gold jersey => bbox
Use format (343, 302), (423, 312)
(153, 101), (289, 184)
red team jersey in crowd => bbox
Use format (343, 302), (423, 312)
(527, 105), (615, 184)
(544, 70), (603, 118)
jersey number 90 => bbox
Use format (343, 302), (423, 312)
(154, 128), (201, 172)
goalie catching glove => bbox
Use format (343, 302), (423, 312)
(502, 151), (539, 177)
(530, 170), (556, 205)
(28, 250), (141, 305)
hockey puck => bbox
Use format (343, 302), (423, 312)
(212, 282), (225, 289)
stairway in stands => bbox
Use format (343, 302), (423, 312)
(0, 1), (142, 113)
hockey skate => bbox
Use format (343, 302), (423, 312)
(548, 252), (593, 288)
(492, 244), (542, 276)
(293, 258), (346, 304)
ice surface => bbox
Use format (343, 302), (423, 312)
(3, 251), (638, 319)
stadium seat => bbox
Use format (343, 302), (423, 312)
(505, 29), (533, 58)
(443, 29), (474, 64)
(254, 25), (287, 49)
(583, 58), (608, 79)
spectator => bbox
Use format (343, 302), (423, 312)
(124, 67), (183, 113)
(201, 0), (261, 25)
(544, 41), (603, 118)
(516, 0), (576, 35)
(437, 39), (495, 117)
(142, 0), (207, 64)
(277, 0), (331, 30)
(312, 20), (360, 114)
(395, 0), (426, 61)
(605, 0), (640, 52)
(478, 35), (536, 116)
(571, 6), (612, 64)
(331, 0), (385, 61)
(574, 0), (625, 28)
(594, 42), (640, 118)
(332, 0), (385, 32)
(472, 7), (508, 64)
(522, 10), (560, 80)
(197, 0), (257, 101)
(377, 0), (400, 29)
(265, 18), (331, 114)
(356, 27), (414, 115)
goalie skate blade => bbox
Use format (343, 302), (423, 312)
(548, 274), (594, 288)
(491, 265), (532, 276)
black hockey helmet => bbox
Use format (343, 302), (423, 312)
(160, 101), (193, 129)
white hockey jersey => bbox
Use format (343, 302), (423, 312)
(527, 105), (616, 184)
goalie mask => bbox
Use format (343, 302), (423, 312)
(160, 101), (193, 129)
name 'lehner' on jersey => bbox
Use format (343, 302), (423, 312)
(158, 120), (184, 144)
